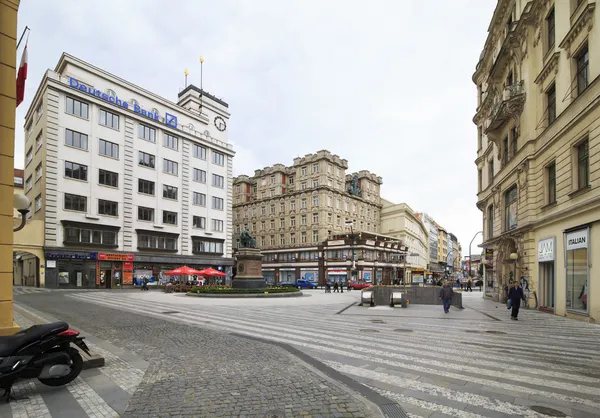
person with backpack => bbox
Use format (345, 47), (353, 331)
(439, 280), (454, 314)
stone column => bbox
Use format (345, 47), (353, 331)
(232, 248), (266, 289)
(0, 0), (21, 335)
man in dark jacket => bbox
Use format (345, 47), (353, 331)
(439, 281), (454, 313)
(508, 281), (524, 320)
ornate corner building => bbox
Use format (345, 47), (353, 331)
(473, 0), (600, 321)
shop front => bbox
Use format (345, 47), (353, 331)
(133, 254), (233, 287)
(537, 237), (556, 312)
(279, 268), (296, 283)
(327, 268), (346, 284)
(262, 268), (275, 285)
(301, 268), (320, 284)
(411, 268), (425, 284)
(44, 250), (97, 289)
(97, 252), (134, 289)
(565, 227), (589, 315)
(362, 268), (373, 284)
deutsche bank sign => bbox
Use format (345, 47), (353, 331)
(68, 77), (178, 128)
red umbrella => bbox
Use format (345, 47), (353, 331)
(165, 266), (204, 275)
(197, 267), (226, 277)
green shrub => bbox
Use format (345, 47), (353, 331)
(190, 285), (300, 294)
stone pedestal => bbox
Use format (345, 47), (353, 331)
(232, 248), (266, 290)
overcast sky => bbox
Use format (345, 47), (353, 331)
(15, 0), (497, 256)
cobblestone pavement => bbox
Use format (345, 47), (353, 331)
(12, 290), (384, 418)
(32, 288), (600, 418)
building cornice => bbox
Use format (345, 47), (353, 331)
(534, 51), (561, 85)
(558, 3), (596, 57)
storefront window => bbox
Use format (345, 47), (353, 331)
(566, 228), (589, 313)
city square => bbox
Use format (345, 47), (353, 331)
(2, 0), (600, 417)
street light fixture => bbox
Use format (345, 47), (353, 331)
(469, 231), (483, 278)
(13, 194), (31, 232)
(344, 221), (357, 284)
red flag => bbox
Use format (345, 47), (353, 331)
(16, 44), (28, 107)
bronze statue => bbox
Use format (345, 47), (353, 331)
(347, 174), (362, 196)
(239, 228), (256, 248)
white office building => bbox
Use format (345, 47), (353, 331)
(22, 53), (235, 288)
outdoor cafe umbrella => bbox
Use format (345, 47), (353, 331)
(197, 267), (226, 285)
(164, 266), (204, 291)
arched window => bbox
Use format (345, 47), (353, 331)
(504, 186), (518, 231)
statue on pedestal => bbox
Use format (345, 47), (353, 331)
(239, 228), (256, 249)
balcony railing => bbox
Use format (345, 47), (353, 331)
(486, 81), (526, 133)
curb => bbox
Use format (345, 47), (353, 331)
(186, 290), (303, 298)
(13, 304), (105, 369)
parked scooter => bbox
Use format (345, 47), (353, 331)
(0, 321), (91, 401)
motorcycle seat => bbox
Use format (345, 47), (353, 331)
(0, 322), (69, 356)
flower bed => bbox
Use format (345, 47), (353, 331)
(190, 286), (300, 294)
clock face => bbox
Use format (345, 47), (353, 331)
(214, 116), (227, 132)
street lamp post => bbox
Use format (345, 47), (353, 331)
(344, 221), (357, 285)
(13, 195), (31, 232)
(469, 231), (483, 278)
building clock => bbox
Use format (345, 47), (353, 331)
(214, 116), (227, 132)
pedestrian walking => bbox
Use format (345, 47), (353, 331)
(325, 281), (331, 293)
(466, 278), (473, 292)
(439, 280), (454, 314)
(333, 280), (339, 293)
(141, 277), (149, 291)
(508, 281), (525, 320)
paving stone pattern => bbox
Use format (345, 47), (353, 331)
(13, 291), (375, 417)
(14, 289), (600, 417)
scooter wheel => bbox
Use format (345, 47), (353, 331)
(38, 348), (83, 387)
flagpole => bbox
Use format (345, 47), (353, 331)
(184, 69), (189, 88)
(16, 26), (30, 50)
(199, 56), (204, 114)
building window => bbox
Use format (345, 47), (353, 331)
(36, 102), (43, 121)
(139, 124), (156, 142)
(289, 177), (294, 184)
(280, 234), (285, 245)
(99, 139), (119, 159)
(504, 186), (518, 231)
(65, 226), (117, 246)
(138, 151), (155, 168)
(163, 185), (178, 200)
(566, 228), (589, 313)
(193, 216), (206, 229)
(213, 151), (225, 166)
(577, 139), (589, 190)
(99, 109), (119, 129)
(163, 134), (178, 151)
(576, 44), (589, 96)
(290, 200), (296, 211)
(301, 166), (307, 176)
(313, 164), (319, 173)
(35, 163), (42, 182)
(25, 147), (33, 167)
(193, 144), (207, 159)
(547, 162), (556, 204)
(301, 215), (307, 225)
(35, 194), (42, 212)
(64, 193), (87, 212)
(547, 83), (556, 125)
(270, 204), (275, 214)
(192, 238), (224, 254)
(502, 136), (509, 165)
(99, 169), (118, 188)
(65, 161), (87, 181)
(477, 127), (482, 150)
(212, 196), (224, 210)
(212, 174), (224, 188)
(478, 169), (482, 192)
(162, 210), (178, 225)
(489, 159), (494, 181)
(301, 198), (307, 209)
(290, 233), (296, 244)
(212, 219), (224, 232)
(301, 182), (307, 190)
(98, 199), (118, 216)
(137, 232), (177, 250)
(487, 205), (494, 239)
(192, 168), (206, 183)
(138, 206), (154, 222)
(290, 216), (296, 227)
(510, 126), (518, 157)
(280, 202), (285, 212)
(301, 231), (307, 243)
(313, 230), (319, 242)
(546, 7), (555, 51)
(270, 220), (275, 229)
(65, 97), (89, 119)
(193, 192), (206, 206)
(65, 129), (88, 150)
(270, 175), (275, 184)
(138, 179), (155, 195)
(313, 180), (318, 188)
(313, 213), (318, 224)
(163, 159), (178, 176)
(25, 175), (32, 192)
(36, 132), (43, 151)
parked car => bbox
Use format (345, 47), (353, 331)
(296, 279), (318, 289)
(349, 281), (371, 290)
(276, 281), (295, 287)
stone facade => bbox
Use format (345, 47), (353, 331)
(473, 0), (600, 321)
(233, 150), (383, 250)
